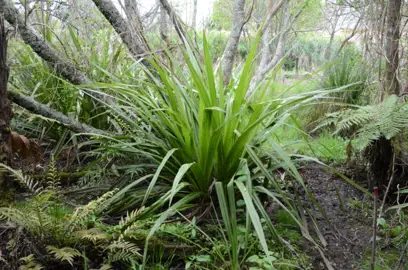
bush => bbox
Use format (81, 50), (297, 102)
(321, 47), (371, 105)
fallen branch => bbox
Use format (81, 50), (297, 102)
(8, 90), (109, 135)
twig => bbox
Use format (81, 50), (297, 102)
(379, 152), (396, 218)
(371, 186), (379, 270)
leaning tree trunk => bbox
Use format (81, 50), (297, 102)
(0, 11), (12, 191)
(222, 0), (246, 86)
(93, 0), (152, 69)
(368, 0), (402, 194)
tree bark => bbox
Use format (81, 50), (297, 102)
(192, 0), (198, 29)
(8, 90), (108, 135)
(369, 0), (402, 197)
(221, 0), (246, 86)
(159, 0), (189, 44)
(92, 0), (152, 68)
(384, 0), (401, 96)
(0, 9), (13, 190)
(159, 1), (169, 43)
(247, 0), (290, 95)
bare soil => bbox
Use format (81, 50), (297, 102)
(300, 164), (373, 270)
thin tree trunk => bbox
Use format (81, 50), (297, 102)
(258, 0), (278, 74)
(0, 9), (13, 191)
(325, 6), (340, 61)
(159, 2), (169, 43)
(369, 0), (402, 195)
(222, 0), (246, 86)
(384, 0), (401, 96)
(159, 0), (189, 44)
(192, 0), (198, 29)
(249, 0), (290, 91)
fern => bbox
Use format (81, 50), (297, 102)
(106, 240), (142, 263)
(0, 181), (146, 267)
(0, 163), (42, 194)
(46, 246), (81, 266)
(44, 155), (61, 194)
(76, 227), (109, 244)
(317, 95), (408, 149)
(19, 254), (44, 270)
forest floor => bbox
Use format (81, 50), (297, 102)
(301, 164), (373, 270)
(0, 155), (381, 269)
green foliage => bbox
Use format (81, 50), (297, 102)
(321, 48), (371, 105)
(317, 95), (408, 149)
(292, 36), (338, 71)
(46, 246), (81, 266)
(90, 33), (337, 199)
(211, 0), (234, 30)
(0, 163), (43, 194)
(19, 254), (44, 270)
(359, 198), (408, 270)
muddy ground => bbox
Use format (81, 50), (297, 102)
(301, 164), (373, 270)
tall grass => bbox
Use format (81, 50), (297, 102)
(321, 48), (371, 105)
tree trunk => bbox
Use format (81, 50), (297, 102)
(384, 0), (401, 97)
(0, 10), (12, 191)
(159, 0), (189, 44)
(222, 0), (246, 86)
(192, 0), (198, 29)
(159, 1), (169, 43)
(247, 0), (288, 95)
(369, 0), (402, 196)
(92, 0), (152, 68)
(336, 17), (361, 56)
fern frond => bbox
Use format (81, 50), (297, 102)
(106, 240), (141, 263)
(44, 155), (61, 193)
(68, 189), (118, 232)
(0, 207), (32, 227)
(46, 246), (81, 266)
(0, 163), (42, 194)
(19, 254), (44, 270)
(118, 207), (146, 228)
(76, 228), (109, 244)
(318, 95), (408, 148)
(99, 264), (113, 270)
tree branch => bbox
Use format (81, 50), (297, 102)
(8, 90), (108, 135)
(336, 17), (362, 55)
(3, 0), (92, 86)
(91, 0), (152, 69)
